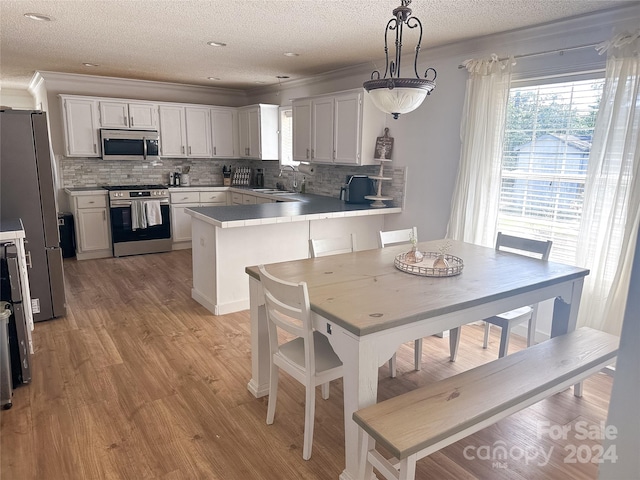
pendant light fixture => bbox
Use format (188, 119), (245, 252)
(363, 0), (437, 119)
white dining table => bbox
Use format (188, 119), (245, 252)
(245, 239), (589, 480)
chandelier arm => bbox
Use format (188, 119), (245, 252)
(424, 67), (437, 81)
(394, 15), (404, 78)
(406, 17), (423, 78)
(383, 18), (397, 79)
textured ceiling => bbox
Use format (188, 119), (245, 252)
(0, 0), (634, 91)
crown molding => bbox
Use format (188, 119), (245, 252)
(30, 71), (248, 105)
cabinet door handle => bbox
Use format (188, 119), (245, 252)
(213, 146), (216, 155)
(181, 145), (185, 154)
(311, 149), (314, 159)
(130, 116), (134, 127)
(93, 144), (97, 154)
(306, 148), (309, 159)
(103, 211), (106, 221)
(25, 251), (33, 269)
(124, 115), (128, 127)
(188, 146), (192, 155)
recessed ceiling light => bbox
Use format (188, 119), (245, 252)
(276, 75), (290, 79)
(82, 63), (99, 67)
(24, 13), (51, 21)
(207, 41), (227, 47)
(255, 81), (266, 84)
(207, 77), (221, 81)
(284, 52), (299, 57)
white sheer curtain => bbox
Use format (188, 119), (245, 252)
(447, 55), (514, 246)
(576, 31), (640, 336)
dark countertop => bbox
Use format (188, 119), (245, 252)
(186, 193), (401, 228)
(0, 219), (25, 241)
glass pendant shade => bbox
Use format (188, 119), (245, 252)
(364, 79), (435, 119)
(364, 0), (437, 119)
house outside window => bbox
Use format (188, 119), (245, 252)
(497, 77), (604, 264)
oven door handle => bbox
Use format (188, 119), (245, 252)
(111, 199), (169, 207)
(143, 136), (148, 160)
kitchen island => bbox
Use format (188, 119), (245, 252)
(186, 193), (401, 315)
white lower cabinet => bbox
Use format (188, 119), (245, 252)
(67, 192), (111, 260)
(172, 203), (200, 243)
(171, 189), (228, 248)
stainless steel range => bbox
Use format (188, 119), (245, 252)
(104, 185), (172, 257)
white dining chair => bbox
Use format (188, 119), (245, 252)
(258, 265), (343, 461)
(309, 233), (357, 257)
(378, 226), (418, 248)
(449, 232), (553, 360)
(378, 227), (423, 376)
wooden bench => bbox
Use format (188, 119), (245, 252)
(353, 327), (619, 480)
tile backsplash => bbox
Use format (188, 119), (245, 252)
(60, 157), (406, 207)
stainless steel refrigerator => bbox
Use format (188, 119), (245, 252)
(0, 109), (66, 322)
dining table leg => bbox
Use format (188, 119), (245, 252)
(247, 277), (271, 398)
(551, 277), (586, 397)
(319, 322), (387, 480)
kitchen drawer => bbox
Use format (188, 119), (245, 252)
(76, 195), (107, 209)
(242, 194), (257, 205)
(171, 191), (200, 204)
(199, 191), (227, 204)
(230, 192), (243, 205)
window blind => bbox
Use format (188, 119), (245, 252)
(497, 78), (604, 264)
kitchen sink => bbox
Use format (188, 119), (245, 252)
(252, 188), (296, 195)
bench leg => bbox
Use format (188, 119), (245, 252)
(357, 428), (375, 480)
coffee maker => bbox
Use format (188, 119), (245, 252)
(255, 168), (265, 187)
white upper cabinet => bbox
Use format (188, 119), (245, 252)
(184, 106), (212, 157)
(159, 105), (212, 158)
(292, 99), (312, 161)
(129, 103), (157, 129)
(312, 96), (335, 163)
(60, 96), (100, 157)
(99, 101), (158, 129)
(210, 107), (237, 158)
(238, 104), (279, 160)
(291, 88), (386, 165)
(59, 94), (236, 160)
(158, 105), (187, 157)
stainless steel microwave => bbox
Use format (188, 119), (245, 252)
(100, 129), (160, 160)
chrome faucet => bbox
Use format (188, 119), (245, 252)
(279, 165), (297, 190)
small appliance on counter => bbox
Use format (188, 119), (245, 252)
(340, 175), (374, 204)
(255, 168), (265, 188)
(223, 165), (232, 186)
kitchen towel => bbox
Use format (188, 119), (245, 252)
(131, 201), (147, 230)
(145, 200), (162, 227)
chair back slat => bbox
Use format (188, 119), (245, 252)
(259, 265), (310, 338)
(310, 234), (356, 258)
(379, 227), (418, 248)
(495, 232), (552, 260)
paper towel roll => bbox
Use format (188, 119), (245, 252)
(297, 163), (315, 176)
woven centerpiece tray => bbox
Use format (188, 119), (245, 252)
(394, 252), (464, 277)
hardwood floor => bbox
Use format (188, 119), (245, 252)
(1, 250), (613, 479)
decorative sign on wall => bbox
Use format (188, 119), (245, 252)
(374, 127), (394, 160)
